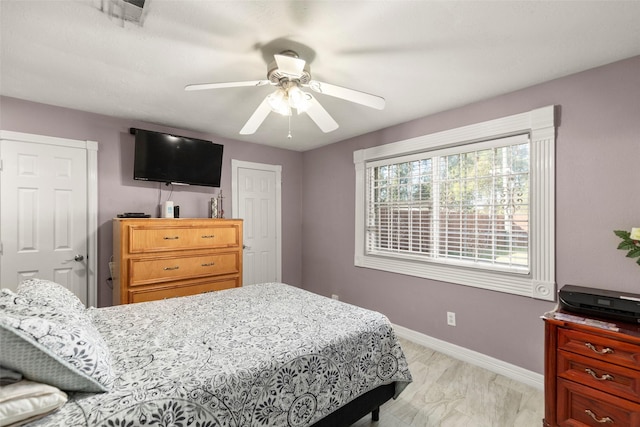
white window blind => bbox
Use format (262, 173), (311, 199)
(366, 135), (530, 274)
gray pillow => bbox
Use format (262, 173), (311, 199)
(0, 289), (114, 392)
(17, 279), (86, 315)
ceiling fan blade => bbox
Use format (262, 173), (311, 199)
(185, 80), (269, 91)
(307, 80), (385, 110)
(239, 96), (271, 135)
(274, 54), (306, 78)
(305, 95), (339, 133)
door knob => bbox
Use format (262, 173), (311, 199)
(73, 254), (84, 262)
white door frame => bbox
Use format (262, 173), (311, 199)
(231, 159), (282, 283)
(0, 130), (99, 307)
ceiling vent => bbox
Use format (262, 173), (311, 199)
(100, 0), (147, 26)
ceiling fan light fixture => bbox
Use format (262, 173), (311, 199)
(267, 89), (291, 116)
(288, 85), (311, 113)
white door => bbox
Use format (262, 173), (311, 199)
(232, 160), (281, 285)
(0, 132), (98, 306)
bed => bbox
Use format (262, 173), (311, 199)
(0, 280), (412, 426)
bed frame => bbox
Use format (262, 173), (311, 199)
(312, 383), (396, 426)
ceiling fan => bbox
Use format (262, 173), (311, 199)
(184, 50), (385, 136)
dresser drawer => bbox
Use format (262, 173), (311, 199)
(558, 327), (640, 370)
(558, 378), (640, 426)
(129, 225), (240, 253)
(129, 252), (239, 286)
(558, 349), (640, 402)
(128, 278), (239, 303)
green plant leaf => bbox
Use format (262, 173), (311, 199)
(614, 230), (631, 239)
(618, 241), (636, 250)
(614, 229), (640, 267)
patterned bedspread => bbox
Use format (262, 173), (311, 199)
(33, 283), (411, 426)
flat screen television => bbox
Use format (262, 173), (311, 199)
(132, 128), (223, 187)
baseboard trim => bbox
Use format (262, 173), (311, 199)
(393, 323), (544, 391)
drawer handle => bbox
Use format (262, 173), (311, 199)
(201, 262), (215, 267)
(163, 236), (180, 240)
(585, 409), (613, 424)
(585, 343), (614, 355)
(585, 368), (614, 381)
(201, 235), (215, 239)
(163, 266), (180, 271)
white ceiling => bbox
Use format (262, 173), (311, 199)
(1, 1), (640, 151)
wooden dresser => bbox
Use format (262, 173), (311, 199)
(544, 311), (640, 426)
(112, 218), (243, 305)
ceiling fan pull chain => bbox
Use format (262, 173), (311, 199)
(287, 115), (293, 139)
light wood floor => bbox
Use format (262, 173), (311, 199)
(352, 338), (544, 427)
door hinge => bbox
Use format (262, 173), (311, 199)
(0, 159), (3, 171)
(0, 241), (3, 255)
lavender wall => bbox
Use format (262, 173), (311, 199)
(301, 56), (640, 373)
(0, 97), (304, 306)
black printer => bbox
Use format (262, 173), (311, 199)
(559, 284), (640, 324)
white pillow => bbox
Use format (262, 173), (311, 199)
(0, 380), (67, 427)
(0, 289), (114, 392)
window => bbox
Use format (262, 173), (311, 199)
(367, 134), (530, 272)
(354, 106), (555, 300)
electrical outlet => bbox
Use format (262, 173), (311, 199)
(331, 294), (339, 300)
(447, 311), (456, 326)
